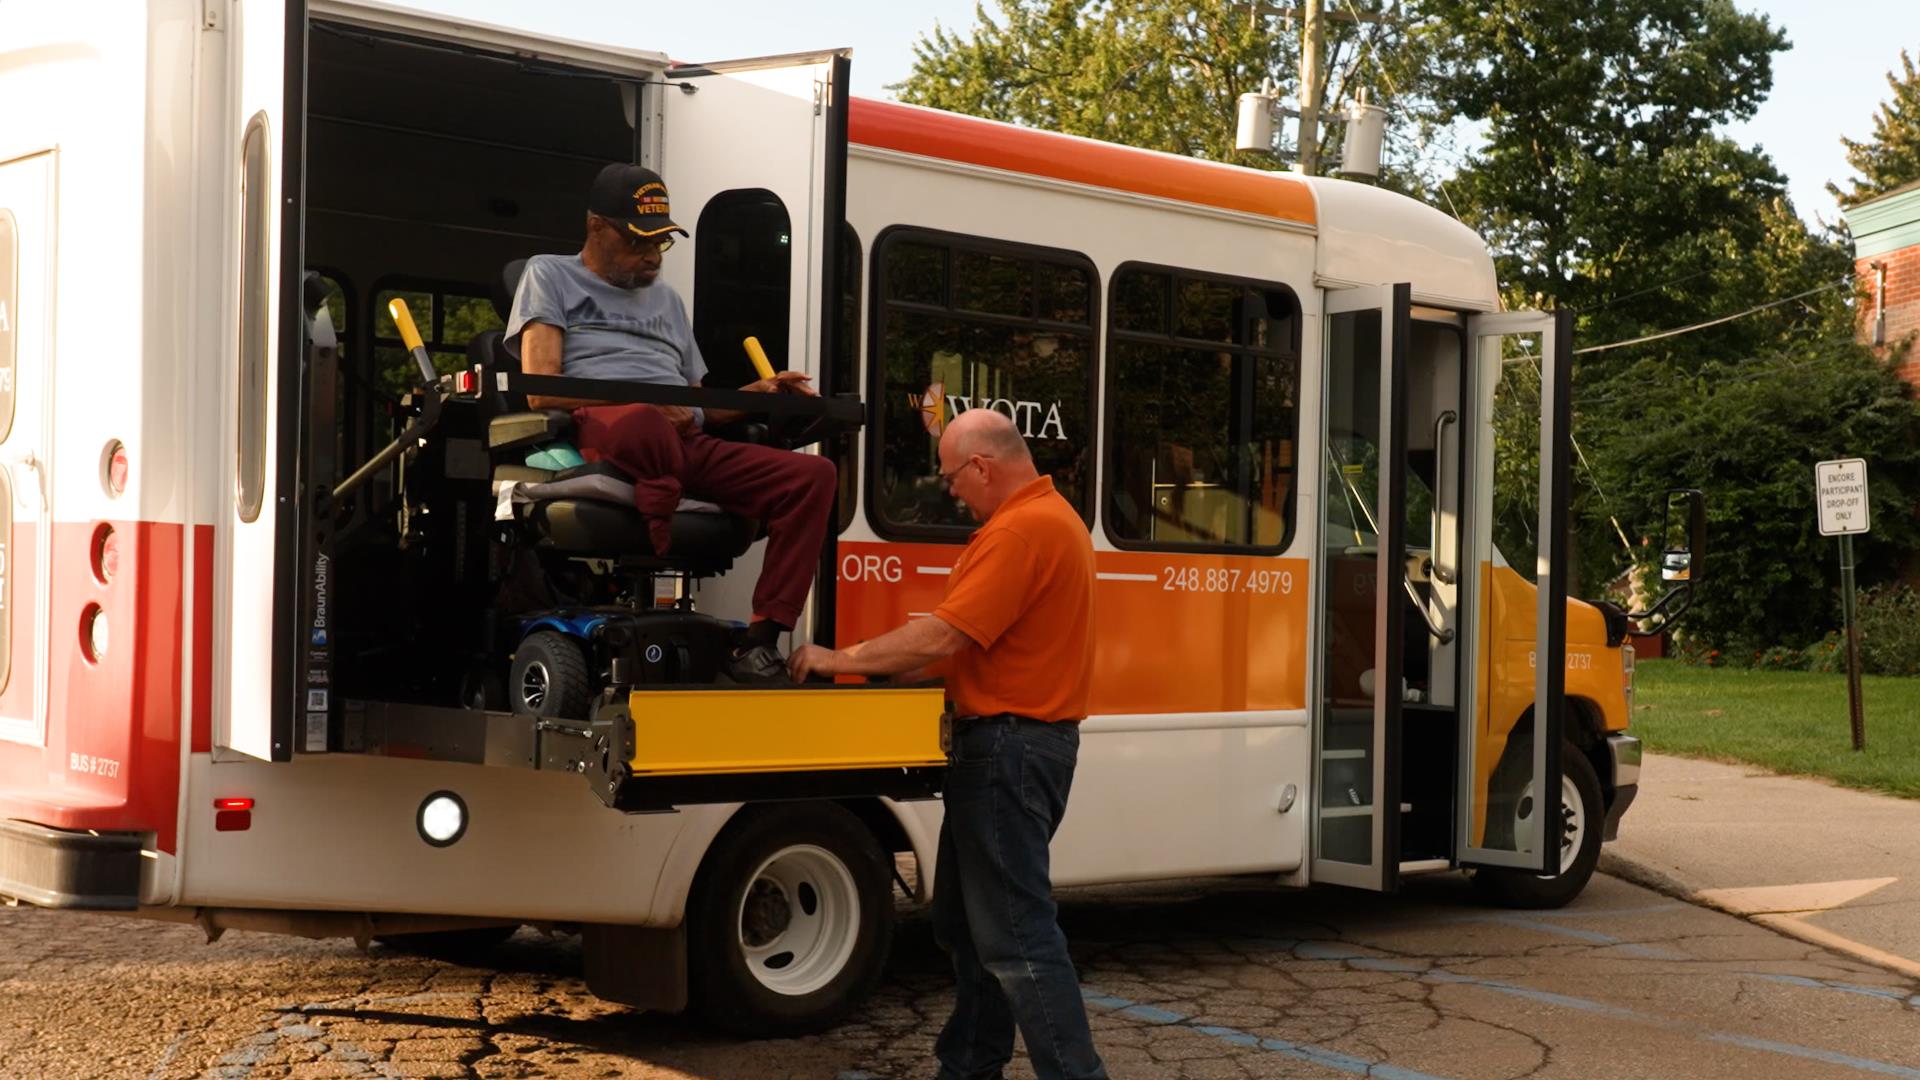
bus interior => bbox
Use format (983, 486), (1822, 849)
(300, 23), (831, 722)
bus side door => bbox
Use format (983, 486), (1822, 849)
(214, 0), (308, 761)
(1312, 283), (1412, 891)
(1457, 310), (1572, 875)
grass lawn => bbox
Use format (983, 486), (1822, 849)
(1631, 659), (1920, 799)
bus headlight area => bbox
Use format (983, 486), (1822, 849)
(416, 791), (468, 848)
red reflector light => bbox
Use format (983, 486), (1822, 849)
(214, 797), (254, 811)
(215, 810), (252, 832)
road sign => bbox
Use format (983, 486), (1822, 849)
(1816, 458), (1870, 537)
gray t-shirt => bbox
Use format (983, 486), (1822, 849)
(504, 253), (708, 391)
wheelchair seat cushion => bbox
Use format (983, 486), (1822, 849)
(532, 499), (756, 561)
(493, 460), (754, 562)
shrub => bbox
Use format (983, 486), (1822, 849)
(1855, 584), (1920, 676)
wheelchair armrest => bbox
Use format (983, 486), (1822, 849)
(488, 410), (572, 451)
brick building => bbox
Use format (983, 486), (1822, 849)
(1846, 181), (1920, 373)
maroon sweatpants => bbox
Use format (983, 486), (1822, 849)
(570, 404), (836, 628)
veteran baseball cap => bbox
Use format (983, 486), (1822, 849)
(587, 163), (689, 241)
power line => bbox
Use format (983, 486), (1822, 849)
(1572, 280), (1849, 355)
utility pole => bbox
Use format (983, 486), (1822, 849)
(1296, 0), (1324, 174)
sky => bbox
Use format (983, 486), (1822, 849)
(394, 0), (1911, 227)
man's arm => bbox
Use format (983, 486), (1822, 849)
(522, 322), (695, 430)
(787, 616), (971, 682)
(520, 323), (600, 411)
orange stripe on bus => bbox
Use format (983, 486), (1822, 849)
(849, 98), (1318, 228)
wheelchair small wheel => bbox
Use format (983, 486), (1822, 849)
(509, 631), (590, 719)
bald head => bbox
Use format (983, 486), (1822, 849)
(942, 407), (1032, 463)
(937, 408), (1041, 521)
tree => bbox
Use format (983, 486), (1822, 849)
(1829, 50), (1920, 209)
(897, 0), (1445, 187)
(1415, 0), (1797, 355)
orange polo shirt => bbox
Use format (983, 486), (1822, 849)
(932, 475), (1095, 722)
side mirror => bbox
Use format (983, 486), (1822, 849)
(1660, 488), (1706, 584)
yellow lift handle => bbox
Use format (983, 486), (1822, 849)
(387, 297), (437, 387)
(743, 336), (777, 382)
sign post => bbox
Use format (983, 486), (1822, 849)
(1815, 458), (1870, 751)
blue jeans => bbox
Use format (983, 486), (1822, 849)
(932, 716), (1107, 1080)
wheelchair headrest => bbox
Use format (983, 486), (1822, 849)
(493, 257), (529, 321)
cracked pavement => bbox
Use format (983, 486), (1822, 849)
(3, 872), (1917, 1079)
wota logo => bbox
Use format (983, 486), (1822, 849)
(908, 382), (1068, 441)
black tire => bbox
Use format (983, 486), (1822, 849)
(508, 631), (590, 719)
(375, 924), (520, 960)
(1472, 742), (1604, 909)
(687, 803), (893, 1037)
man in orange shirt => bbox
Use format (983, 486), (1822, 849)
(789, 408), (1106, 1080)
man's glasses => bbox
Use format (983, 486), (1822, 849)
(938, 454), (992, 491)
(597, 216), (673, 253)
(622, 230), (674, 254)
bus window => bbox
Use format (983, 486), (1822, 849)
(870, 229), (1095, 538)
(693, 189), (792, 390)
(1103, 265), (1299, 551)
(834, 226), (861, 533)
(309, 271), (352, 487)
(370, 284), (499, 397)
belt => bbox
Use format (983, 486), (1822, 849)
(952, 712), (1078, 727)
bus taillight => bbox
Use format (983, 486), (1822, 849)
(215, 798), (254, 831)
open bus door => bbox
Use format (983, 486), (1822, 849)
(1312, 283), (1410, 891)
(1457, 310), (1572, 876)
(654, 50), (850, 629)
(213, 0), (307, 761)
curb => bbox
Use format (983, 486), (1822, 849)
(1600, 850), (1920, 981)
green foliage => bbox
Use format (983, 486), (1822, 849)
(1415, 0), (1802, 362)
(1829, 49), (1920, 209)
(897, 0), (1442, 186)
(1856, 584), (1920, 677)
(1588, 336), (1920, 654)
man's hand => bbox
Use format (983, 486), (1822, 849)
(745, 370), (817, 396)
(657, 404), (697, 433)
(788, 644), (842, 682)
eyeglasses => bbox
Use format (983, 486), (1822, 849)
(621, 230), (674, 254)
(596, 215), (674, 253)
(938, 454), (991, 490)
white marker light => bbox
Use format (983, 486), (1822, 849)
(417, 791), (468, 847)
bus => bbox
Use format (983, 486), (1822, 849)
(0, 0), (1696, 1036)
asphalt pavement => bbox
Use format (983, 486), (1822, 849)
(1604, 751), (1920, 979)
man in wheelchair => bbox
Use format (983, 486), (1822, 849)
(505, 164), (835, 683)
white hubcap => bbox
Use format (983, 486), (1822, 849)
(1512, 773), (1585, 876)
(736, 844), (860, 996)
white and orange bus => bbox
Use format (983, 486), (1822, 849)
(0, 0), (1696, 1035)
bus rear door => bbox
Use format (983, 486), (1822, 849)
(653, 50), (850, 625)
(215, 0), (308, 762)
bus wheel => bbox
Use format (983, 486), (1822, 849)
(1472, 744), (1603, 909)
(688, 803), (892, 1037)
(508, 631), (589, 719)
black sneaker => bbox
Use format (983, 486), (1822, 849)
(724, 643), (789, 685)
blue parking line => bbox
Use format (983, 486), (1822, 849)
(1082, 991), (1453, 1080)
(1459, 913), (1688, 958)
(1751, 973), (1920, 1008)
(1419, 968), (1920, 1078)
